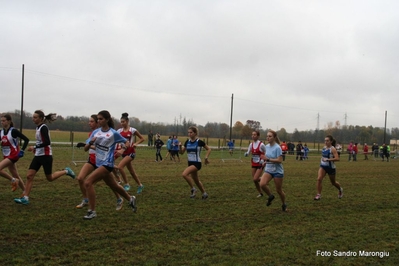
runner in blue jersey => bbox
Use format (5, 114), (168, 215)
(82, 110), (137, 220)
(179, 126), (211, 199)
(259, 130), (287, 211)
(314, 135), (343, 201)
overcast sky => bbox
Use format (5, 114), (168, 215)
(1, 0), (398, 133)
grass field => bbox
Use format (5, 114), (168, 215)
(0, 144), (398, 265)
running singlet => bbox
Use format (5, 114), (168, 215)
(1, 127), (19, 159)
(117, 127), (137, 154)
(34, 124), (52, 156)
(251, 141), (265, 167)
(320, 147), (336, 169)
(184, 138), (206, 162)
(87, 128), (127, 167)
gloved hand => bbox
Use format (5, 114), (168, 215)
(76, 142), (86, 148)
(244, 152), (248, 157)
(18, 150), (25, 157)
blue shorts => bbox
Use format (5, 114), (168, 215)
(320, 166), (336, 175)
(265, 171), (284, 178)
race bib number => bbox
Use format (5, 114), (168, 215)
(187, 152), (196, 161)
(252, 155), (260, 163)
(2, 147), (11, 156)
(265, 163), (276, 172)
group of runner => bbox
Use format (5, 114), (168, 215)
(1, 111), (211, 220)
(245, 130), (343, 211)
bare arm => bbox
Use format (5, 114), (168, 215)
(133, 130), (145, 146)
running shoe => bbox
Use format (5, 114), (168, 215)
(11, 179), (19, 192)
(129, 196), (137, 213)
(123, 184), (131, 191)
(202, 192), (208, 200)
(257, 193), (263, 198)
(116, 198), (123, 211)
(338, 187), (344, 199)
(282, 203), (287, 212)
(65, 167), (76, 179)
(14, 197), (29, 205)
(137, 185), (144, 194)
(76, 199), (88, 209)
(84, 210), (97, 220)
(266, 194), (275, 206)
(190, 187), (197, 198)
(314, 194), (321, 200)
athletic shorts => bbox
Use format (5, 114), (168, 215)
(29, 155), (53, 175)
(101, 165), (114, 172)
(122, 152), (136, 159)
(265, 172), (284, 178)
(86, 157), (97, 168)
(4, 157), (19, 164)
(252, 165), (263, 169)
(320, 166), (336, 175)
(188, 161), (202, 170)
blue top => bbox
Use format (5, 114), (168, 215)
(87, 128), (127, 167)
(264, 143), (284, 175)
(184, 138), (206, 162)
(320, 147), (336, 169)
(227, 141), (234, 149)
(172, 138), (180, 151)
(166, 138), (172, 150)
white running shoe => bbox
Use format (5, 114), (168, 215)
(84, 210), (97, 220)
(116, 198), (123, 211)
(338, 187), (343, 199)
(76, 200), (88, 209)
(190, 188), (197, 198)
(129, 196), (137, 213)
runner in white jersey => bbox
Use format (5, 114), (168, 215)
(116, 112), (145, 193)
(14, 110), (76, 205)
(0, 114), (29, 192)
(244, 130), (267, 197)
(82, 110), (137, 220)
(179, 126), (211, 200)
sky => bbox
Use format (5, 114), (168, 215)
(1, 0), (399, 133)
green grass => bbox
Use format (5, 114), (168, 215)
(0, 146), (398, 265)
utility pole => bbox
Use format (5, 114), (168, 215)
(384, 111), (387, 143)
(229, 93), (234, 140)
(20, 64), (25, 134)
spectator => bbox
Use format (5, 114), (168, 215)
(303, 144), (309, 160)
(372, 143), (379, 159)
(296, 141), (303, 160)
(155, 135), (164, 162)
(347, 142), (353, 161)
(363, 143), (369, 160)
(280, 141), (288, 161)
(352, 143), (358, 161)
(148, 130), (154, 147)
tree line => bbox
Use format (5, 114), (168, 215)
(4, 110), (398, 146)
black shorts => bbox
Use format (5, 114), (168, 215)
(101, 165), (114, 172)
(172, 150), (179, 157)
(321, 166), (336, 176)
(29, 155), (53, 175)
(188, 161), (202, 170)
(122, 152), (136, 159)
